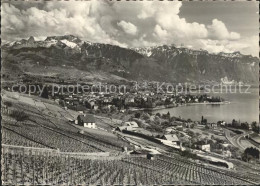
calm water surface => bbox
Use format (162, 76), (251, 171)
(153, 88), (259, 123)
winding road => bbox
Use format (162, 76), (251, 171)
(224, 129), (260, 151)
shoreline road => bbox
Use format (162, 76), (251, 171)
(224, 129), (259, 151)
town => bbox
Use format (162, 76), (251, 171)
(2, 76), (226, 113)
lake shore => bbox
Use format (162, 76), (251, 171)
(129, 101), (231, 112)
(185, 101), (231, 106)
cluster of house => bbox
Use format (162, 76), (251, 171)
(47, 81), (225, 113)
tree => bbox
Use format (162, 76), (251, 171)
(41, 86), (49, 99)
(232, 119), (240, 128)
(134, 112), (141, 118)
(165, 98), (172, 105)
(162, 113), (170, 120)
(241, 122), (249, 130)
(110, 105), (117, 113)
(155, 113), (161, 117)
(59, 100), (65, 107)
(251, 122), (259, 133)
(243, 147), (259, 162)
(10, 110), (29, 125)
(201, 116), (207, 125)
(85, 101), (92, 109)
(187, 130), (195, 137)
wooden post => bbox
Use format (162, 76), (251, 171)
(21, 149), (25, 184)
(35, 150), (38, 184)
(32, 149), (35, 185)
(69, 155), (72, 184)
(46, 151), (49, 184)
(3, 146), (7, 184)
(42, 151), (45, 184)
(85, 159), (88, 184)
(51, 156), (54, 184)
(11, 149), (17, 185)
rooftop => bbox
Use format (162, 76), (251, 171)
(163, 134), (179, 142)
(78, 114), (95, 123)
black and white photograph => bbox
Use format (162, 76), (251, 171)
(1, 0), (260, 185)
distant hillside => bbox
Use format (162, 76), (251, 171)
(2, 35), (259, 83)
(133, 45), (258, 83)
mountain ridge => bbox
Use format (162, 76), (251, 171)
(2, 35), (259, 83)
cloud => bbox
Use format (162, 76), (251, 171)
(117, 21), (137, 35)
(1, 1), (125, 47)
(191, 36), (258, 57)
(1, 1), (257, 56)
(207, 19), (240, 40)
(154, 25), (168, 40)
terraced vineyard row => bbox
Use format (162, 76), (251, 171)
(162, 153), (258, 183)
(2, 128), (46, 148)
(3, 124), (101, 153)
(2, 149), (187, 184)
(28, 115), (130, 152)
(2, 146), (255, 185)
(18, 101), (132, 152)
(3, 111), (131, 153)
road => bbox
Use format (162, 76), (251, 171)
(224, 129), (260, 151)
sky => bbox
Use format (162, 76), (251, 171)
(1, 0), (259, 57)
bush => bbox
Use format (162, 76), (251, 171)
(10, 110), (29, 124)
(180, 150), (198, 159)
(134, 112), (141, 118)
(243, 147), (259, 160)
(3, 101), (12, 107)
(142, 112), (150, 120)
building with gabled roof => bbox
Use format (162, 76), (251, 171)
(76, 114), (96, 129)
(123, 121), (139, 128)
(162, 134), (179, 144)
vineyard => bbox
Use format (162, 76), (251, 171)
(2, 100), (132, 153)
(2, 145), (256, 185)
(2, 126), (101, 152)
(1, 95), (260, 185)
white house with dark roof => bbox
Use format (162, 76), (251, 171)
(124, 121), (139, 128)
(76, 114), (96, 129)
(116, 121), (139, 132)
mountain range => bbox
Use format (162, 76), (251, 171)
(2, 35), (259, 84)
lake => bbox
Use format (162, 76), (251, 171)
(153, 87), (259, 123)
